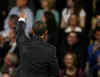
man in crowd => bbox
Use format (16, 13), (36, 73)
(88, 27), (100, 73)
(4, 0), (34, 33)
(15, 14), (59, 77)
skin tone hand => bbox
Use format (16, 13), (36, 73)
(19, 11), (26, 20)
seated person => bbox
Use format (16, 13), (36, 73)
(88, 27), (100, 73)
(4, 0), (34, 33)
(59, 53), (86, 77)
(61, 0), (86, 29)
(1, 15), (18, 38)
(58, 32), (87, 69)
(65, 14), (82, 33)
(0, 53), (18, 77)
(36, 0), (59, 24)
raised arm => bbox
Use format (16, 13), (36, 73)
(16, 17), (27, 44)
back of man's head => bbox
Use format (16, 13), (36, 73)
(32, 21), (47, 36)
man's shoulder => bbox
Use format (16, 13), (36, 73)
(23, 39), (56, 49)
(44, 42), (56, 50)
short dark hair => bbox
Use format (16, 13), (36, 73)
(9, 15), (19, 25)
(32, 21), (47, 36)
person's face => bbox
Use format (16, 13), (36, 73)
(16, 0), (28, 8)
(41, 0), (48, 9)
(95, 31), (100, 42)
(96, 15), (100, 27)
(69, 15), (77, 26)
(67, 33), (78, 46)
(64, 54), (74, 67)
(67, 0), (73, 8)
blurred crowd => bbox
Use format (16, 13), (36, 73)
(0, 0), (100, 77)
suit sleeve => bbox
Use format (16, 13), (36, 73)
(16, 19), (26, 43)
(48, 47), (59, 77)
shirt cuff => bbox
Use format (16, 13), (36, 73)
(18, 18), (25, 22)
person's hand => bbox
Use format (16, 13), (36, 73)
(19, 11), (26, 20)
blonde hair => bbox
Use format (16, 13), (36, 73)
(64, 53), (77, 67)
(41, 0), (56, 9)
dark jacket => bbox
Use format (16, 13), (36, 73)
(15, 21), (59, 77)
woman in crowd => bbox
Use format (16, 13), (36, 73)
(58, 32), (87, 69)
(41, 11), (57, 46)
(59, 53), (86, 77)
(65, 14), (82, 33)
(36, 0), (59, 24)
(61, 0), (86, 29)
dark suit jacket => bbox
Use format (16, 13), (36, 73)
(16, 21), (59, 77)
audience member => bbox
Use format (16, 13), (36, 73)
(65, 14), (82, 33)
(88, 27), (100, 73)
(92, 13), (100, 29)
(59, 53), (86, 77)
(1, 53), (18, 77)
(4, 0), (34, 33)
(61, 0), (86, 29)
(1, 15), (18, 38)
(58, 32), (87, 69)
(41, 11), (57, 46)
(36, 0), (59, 24)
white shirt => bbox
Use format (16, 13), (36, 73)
(62, 8), (86, 24)
(65, 26), (82, 33)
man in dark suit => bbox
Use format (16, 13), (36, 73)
(16, 15), (59, 77)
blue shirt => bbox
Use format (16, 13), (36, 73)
(4, 6), (34, 33)
(88, 43), (100, 73)
(35, 9), (59, 25)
